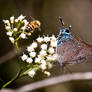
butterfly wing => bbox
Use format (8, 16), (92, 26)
(57, 38), (92, 65)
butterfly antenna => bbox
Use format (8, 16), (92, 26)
(59, 16), (65, 28)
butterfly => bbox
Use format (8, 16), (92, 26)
(56, 17), (92, 72)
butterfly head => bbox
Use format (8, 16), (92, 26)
(57, 17), (72, 46)
(60, 28), (71, 36)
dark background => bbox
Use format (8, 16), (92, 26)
(0, 0), (92, 92)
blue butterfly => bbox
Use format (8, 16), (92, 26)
(56, 17), (92, 72)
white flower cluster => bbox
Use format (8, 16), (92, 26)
(3, 14), (30, 43)
(21, 35), (57, 77)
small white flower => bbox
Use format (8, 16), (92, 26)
(21, 26), (26, 30)
(37, 37), (43, 43)
(27, 46), (34, 52)
(23, 19), (29, 25)
(52, 54), (57, 61)
(47, 63), (52, 69)
(29, 51), (36, 58)
(39, 50), (47, 56)
(50, 35), (56, 41)
(46, 55), (53, 61)
(38, 55), (44, 60)
(3, 20), (10, 26)
(31, 42), (38, 48)
(10, 16), (14, 23)
(5, 26), (11, 31)
(28, 69), (36, 78)
(40, 64), (47, 70)
(44, 71), (51, 76)
(13, 28), (17, 32)
(15, 19), (18, 23)
(44, 36), (50, 42)
(20, 33), (26, 39)
(47, 54), (56, 61)
(26, 57), (33, 63)
(40, 59), (47, 70)
(48, 47), (55, 54)
(6, 32), (13, 36)
(18, 14), (25, 21)
(21, 54), (28, 61)
(9, 37), (14, 43)
(35, 58), (41, 63)
(50, 41), (57, 47)
(41, 44), (47, 50)
(41, 59), (46, 65)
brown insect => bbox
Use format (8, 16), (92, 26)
(25, 16), (41, 35)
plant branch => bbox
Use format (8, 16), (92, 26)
(1, 41), (23, 89)
(1, 71), (20, 89)
(15, 41), (20, 56)
(1, 72), (92, 92)
(16, 72), (92, 92)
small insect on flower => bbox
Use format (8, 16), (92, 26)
(25, 16), (41, 35)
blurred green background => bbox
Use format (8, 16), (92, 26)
(0, 0), (92, 92)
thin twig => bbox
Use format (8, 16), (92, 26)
(1, 72), (92, 92)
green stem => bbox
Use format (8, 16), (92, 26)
(1, 40), (23, 89)
(1, 64), (39, 89)
(17, 23), (21, 29)
(15, 40), (24, 70)
(19, 65), (39, 78)
(15, 41), (20, 56)
(1, 70), (21, 89)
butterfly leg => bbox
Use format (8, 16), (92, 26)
(62, 63), (72, 73)
(61, 63), (66, 73)
(65, 65), (72, 73)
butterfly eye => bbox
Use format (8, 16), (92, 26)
(65, 29), (70, 33)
